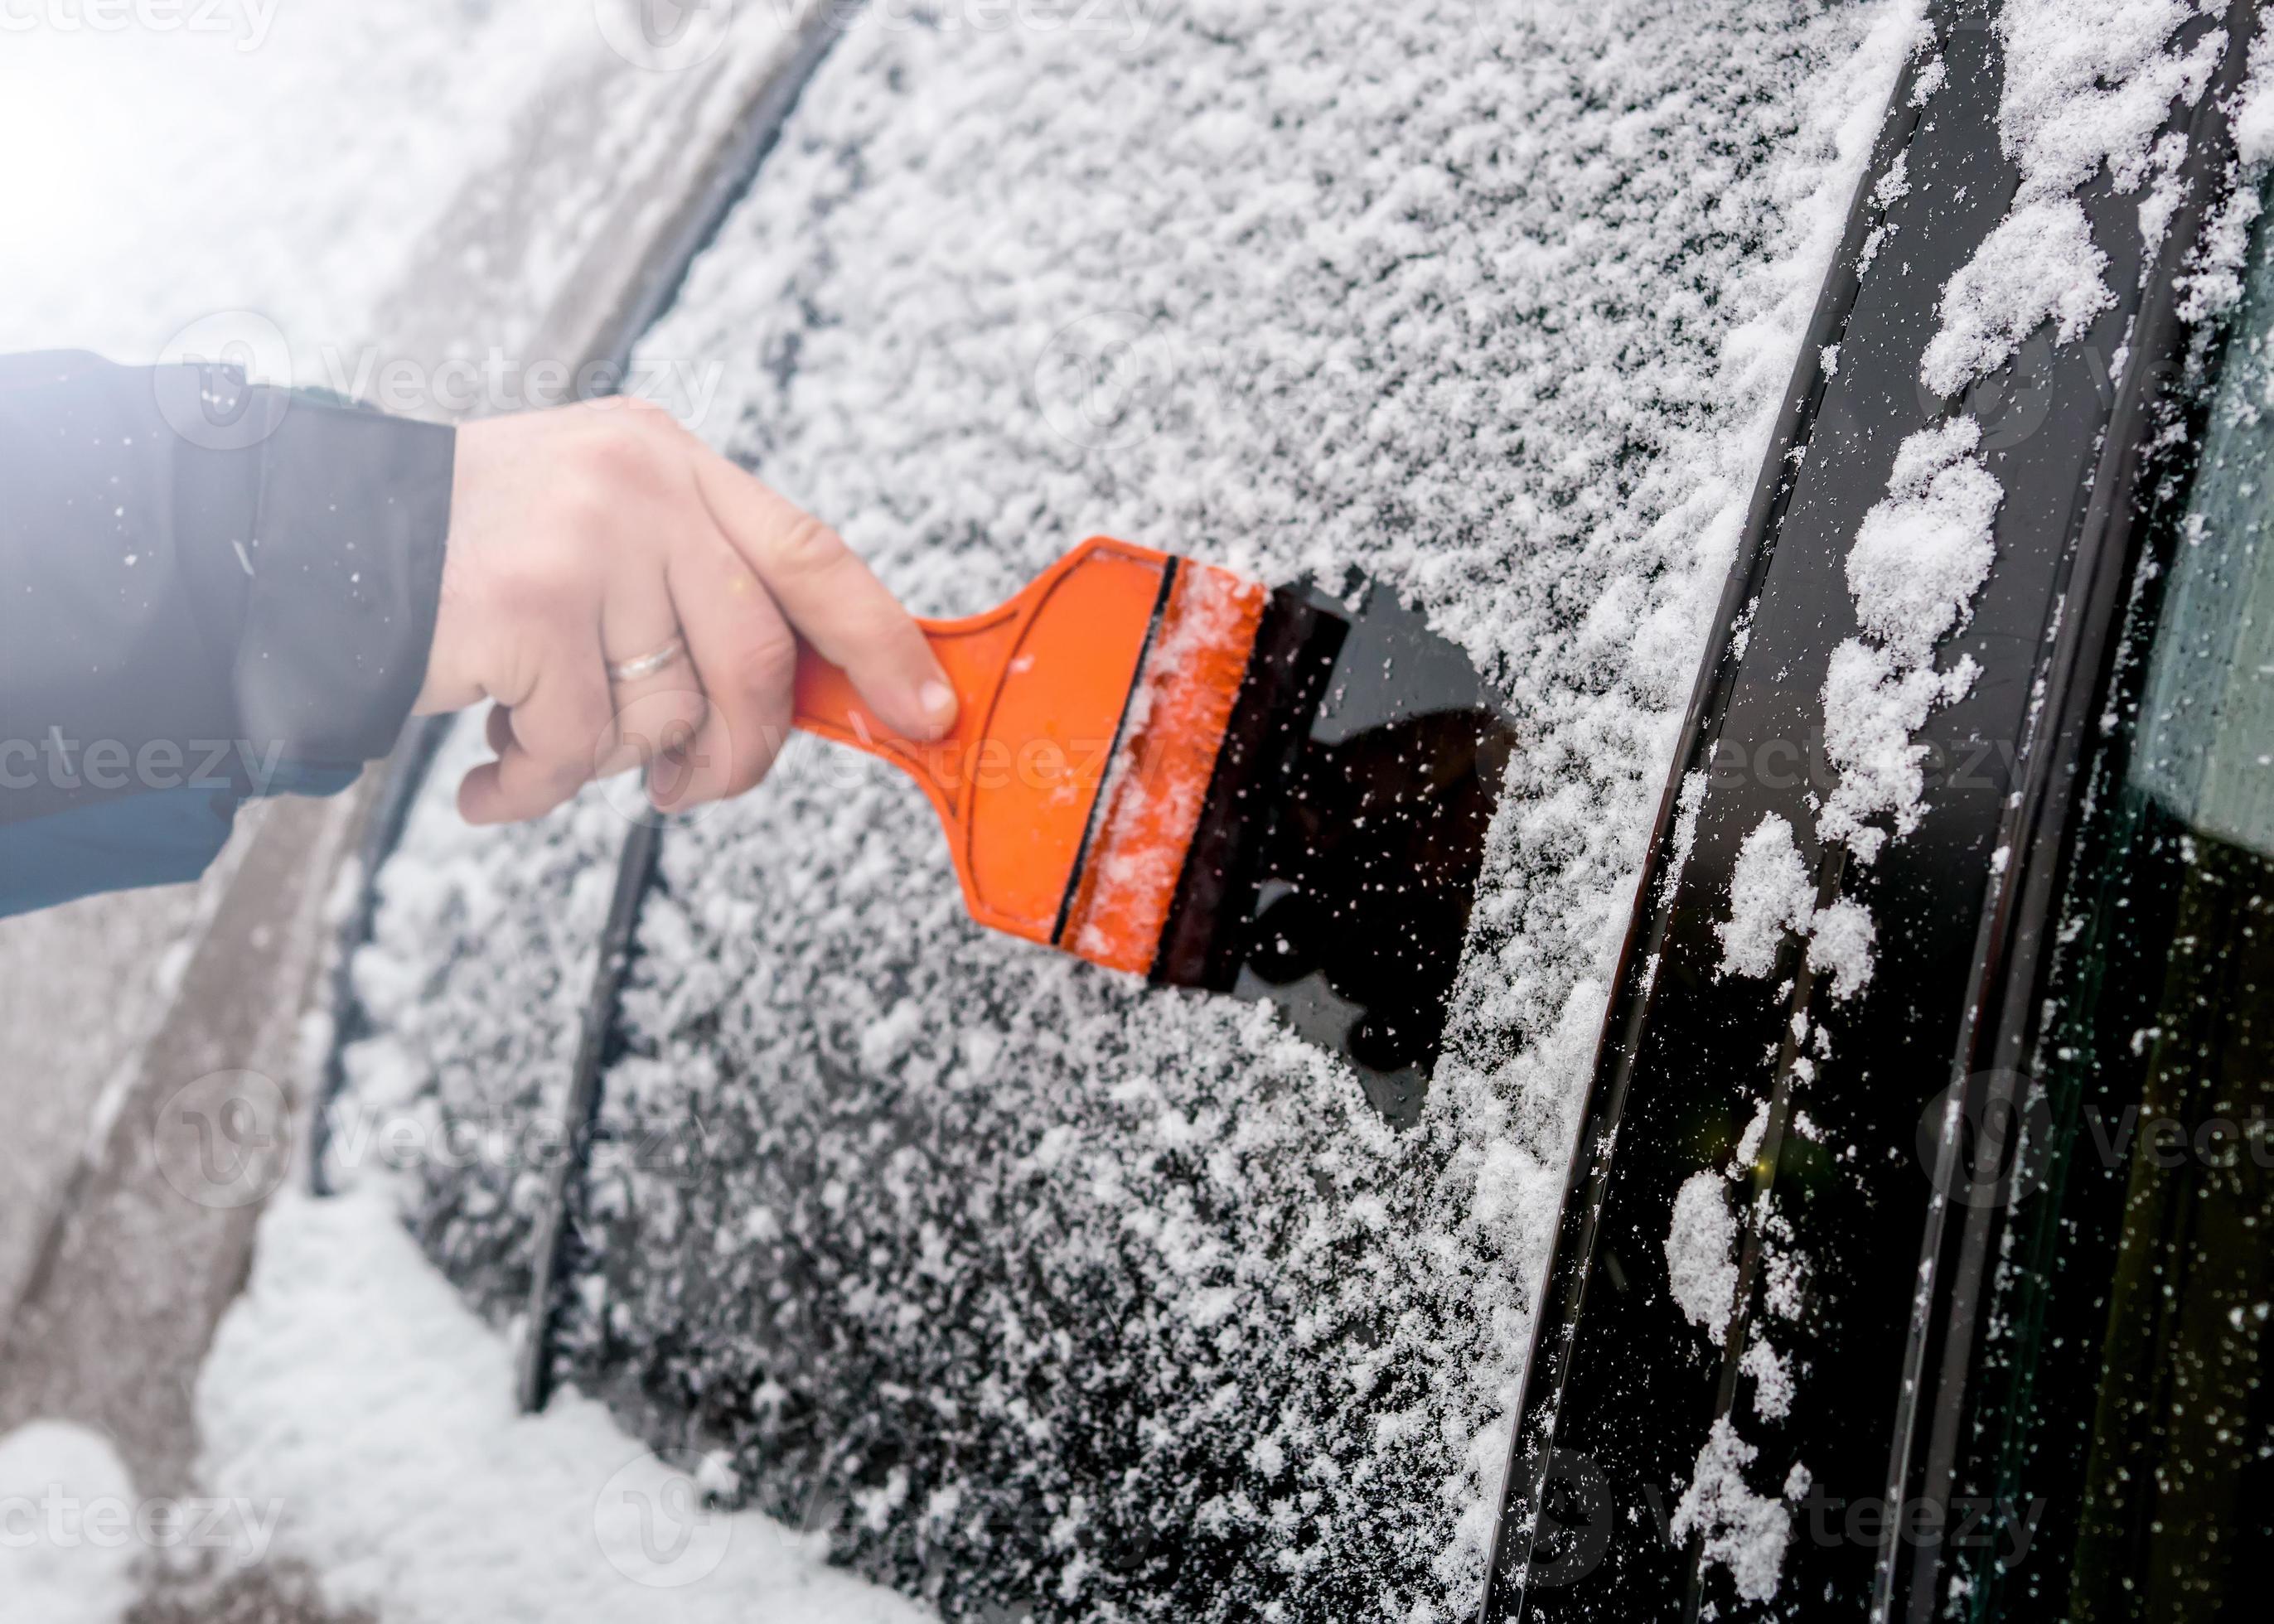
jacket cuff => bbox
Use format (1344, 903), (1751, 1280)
(215, 384), (455, 769)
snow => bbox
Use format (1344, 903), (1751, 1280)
(1672, 16), (2216, 1553)
(1806, 897), (1878, 1001)
(1657, 769), (1710, 919)
(0, 2), (796, 376)
(1819, 640), (1981, 863)
(1739, 1336), (1796, 1422)
(2, 2), (557, 355)
(0, 1422), (139, 1624)
(1847, 421), (2001, 660)
(1993, 1), (2225, 205)
(1919, 200), (2115, 397)
(1666, 1171), (1741, 1345)
(2236, 12), (2274, 168)
(196, 1186), (930, 1624)
(342, 1), (1929, 1617)
(1821, 0), (2236, 868)
(1812, 421), (2001, 868)
(1714, 814), (1875, 998)
(1715, 814), (1815, 981)
(1797, 0), (2232, 964)
(2181, 181), (2268, 321)
(1669, 1416), (1795, 1606)
(1072, 563), (1265, 968)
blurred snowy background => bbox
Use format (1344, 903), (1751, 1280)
(0, 7), (874, 1622)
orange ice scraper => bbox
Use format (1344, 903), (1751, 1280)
(791, 536), (1513, 1100)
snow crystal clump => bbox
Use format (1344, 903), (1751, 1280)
(1918, 0), (2223, 389)
(0, 1422), (139, 1624)
(1714, 815), (1876, 998)
(1784, 1), (2222, 969)
(1994, 0), (2226, 201)
(1920, 200), (2114, 396)
(1818, 423), (2001, 862)
(1844, 418), (2004, 658)
(1716, 814), (1816, 979)
(1740, 1335), (1797, 1420)
(1819, 642), (1980, 861)
(1805, 898), (1879, 1001)
(2236, 13), (2274, 168)
(1672, 1417), (1806, 1604)
(1666, 1171), (1742, 1345)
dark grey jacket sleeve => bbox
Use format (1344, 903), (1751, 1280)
(0, 351), (453, 918)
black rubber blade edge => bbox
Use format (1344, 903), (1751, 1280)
(1150, 587), (1349, 990)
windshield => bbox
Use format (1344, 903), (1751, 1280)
(1964, 184), (2274, 1622)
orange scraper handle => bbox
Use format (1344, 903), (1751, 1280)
(790, 537), (1174, 945)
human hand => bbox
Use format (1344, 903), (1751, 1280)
(414, 399), (956, 824)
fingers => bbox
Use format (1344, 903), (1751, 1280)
(660, 531), (798, 810)
(598, 560), (707, 785)
(687, 447), (957, 742)
(436, 404), (941, 829)
(458, 627), (613, 826)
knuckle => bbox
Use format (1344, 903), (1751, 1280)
(770, 511), (849, 579)
(540, 476), (616, 549)
(619, 394), (680, 434)
(601, 438), (656, 490)
(731, 626), (801, 703)
(575, 427), (669, 503)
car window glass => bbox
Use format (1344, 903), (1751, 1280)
(2133, 228), (2274, 858)
(1970, 178), (2274, 1624)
